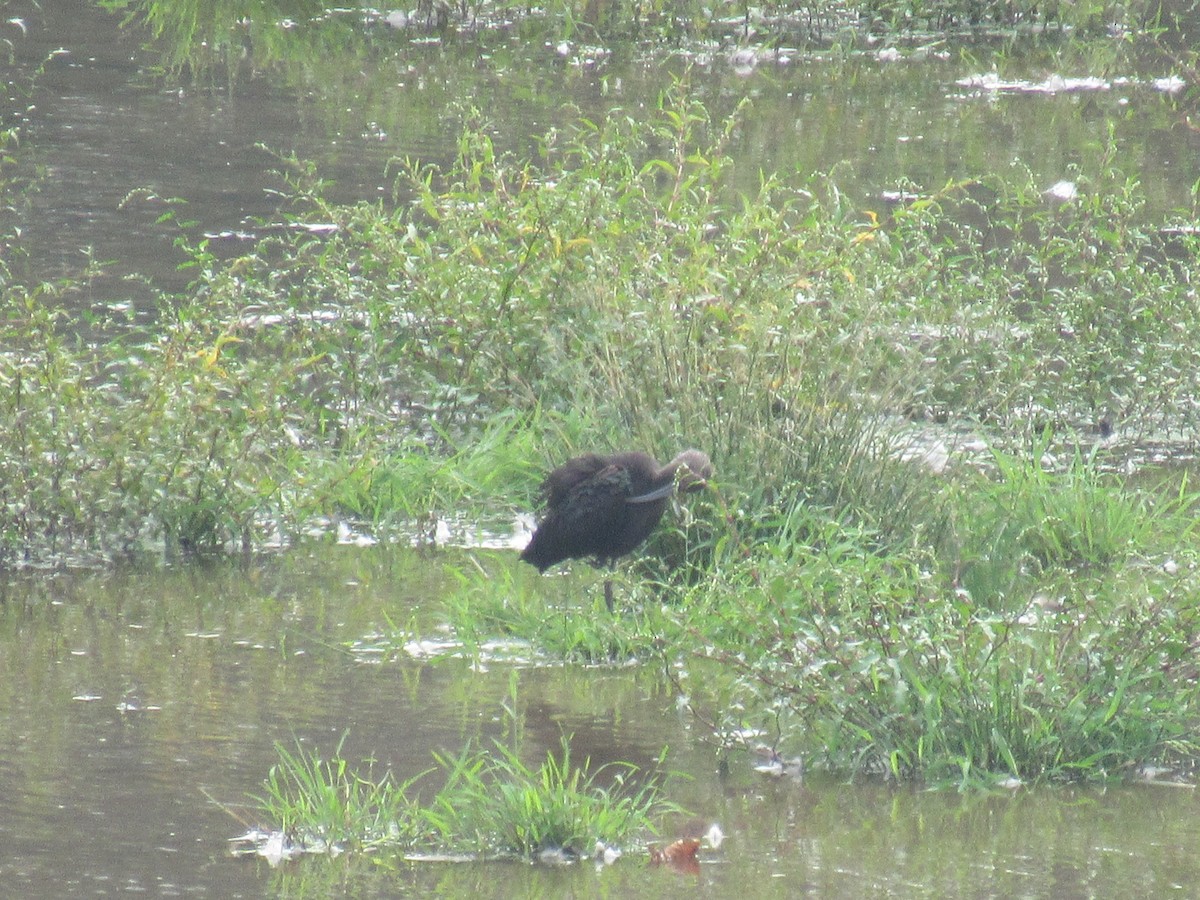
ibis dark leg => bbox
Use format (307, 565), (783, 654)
(604, 578), (614, 613)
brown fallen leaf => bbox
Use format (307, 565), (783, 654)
(649, 837), (701, 867)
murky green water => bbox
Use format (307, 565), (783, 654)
(5, 2), (1200, 895)
(3, 547), (1200, 896)
(8, 3), (1196, 308)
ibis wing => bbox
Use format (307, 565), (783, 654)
(540, 453), (611, 510)
(553, 464), (632, 556)
(521, 464), (633, 571)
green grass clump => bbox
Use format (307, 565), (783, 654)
(253, 734), (676, 860)
(957, 440), (1199, 603)
(434, 555), (694, 664)
(424, 738), (676, 858)
(257, 735), (424, 851)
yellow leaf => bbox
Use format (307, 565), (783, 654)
(197, 334), (243, 369)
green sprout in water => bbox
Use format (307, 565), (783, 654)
(256, 734), (425, 853)
(423, 738), (679, 859)
(251, 733), (681, 862)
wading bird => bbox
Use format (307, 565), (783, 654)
(520, 449), (713, 610)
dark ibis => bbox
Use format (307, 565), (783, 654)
(520, 449), (713, 610)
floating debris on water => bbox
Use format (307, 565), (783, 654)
(956, 73), (1110, 94)
(594, 841), (623, 865)
(649, 837), (701, 871)
(1152, 75), (1186, 94)
(229, 828), (338, 866)
(537, 845), (580, 866)
(957, 72), (1186, 96)
(752, 749), (805, 780)
(337, 521), (377, 547)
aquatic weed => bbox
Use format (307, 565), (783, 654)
(256, 734), (425, 851)
(254, 733), (678, 860)
(421, 737), (678, 859)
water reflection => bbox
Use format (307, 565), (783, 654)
(6, 2), (1195, 315)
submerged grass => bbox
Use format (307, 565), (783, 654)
(438, 562), (685, 664)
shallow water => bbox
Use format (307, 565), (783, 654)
(6, 3), (1196, 313)
(2, 547), (1200, 897)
